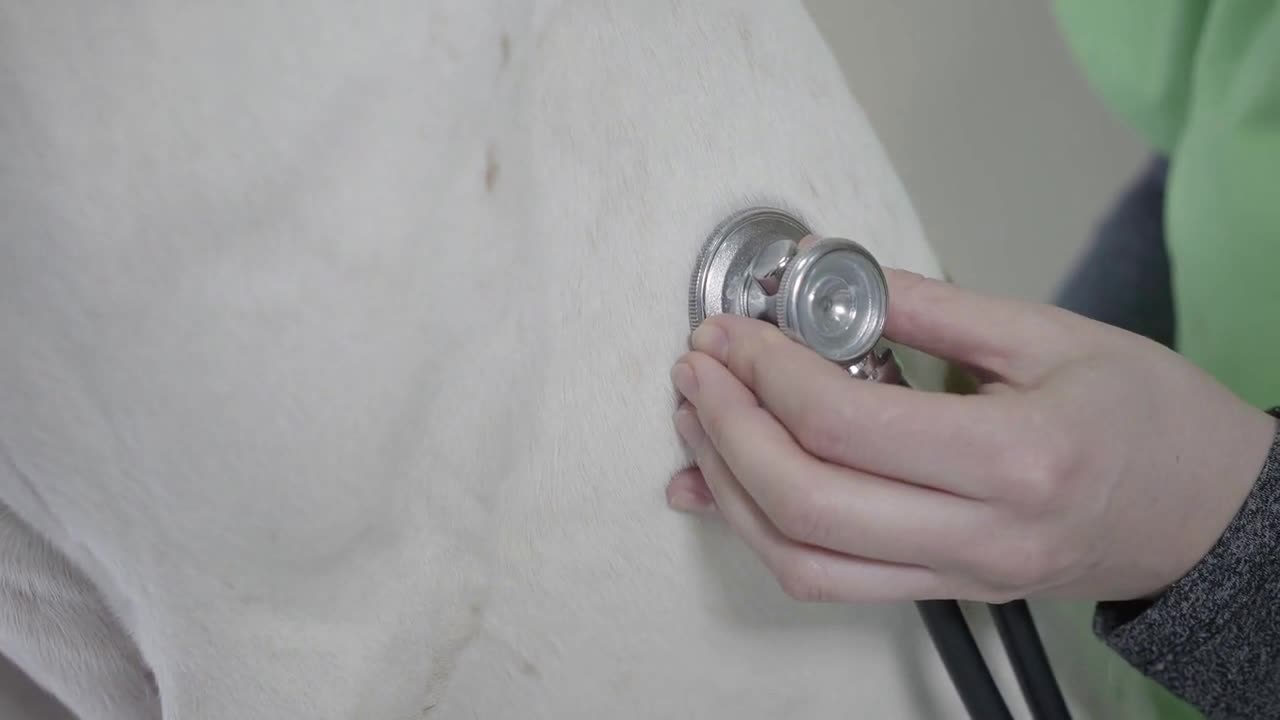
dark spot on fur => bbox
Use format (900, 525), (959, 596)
(485, 146), (500, 192)
(519, 658), (541, 678)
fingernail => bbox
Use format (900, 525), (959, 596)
(691, 324), (728, 362)
(671, 362), (698, 399)
(668, 488), (717, 514)
(666, 471), (718, 514)
(673, 406), (706, 447)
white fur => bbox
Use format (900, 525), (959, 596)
(0, 2), (1166, 718)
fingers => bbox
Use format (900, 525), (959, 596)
(670, 406), (955, 603)
(879, 268), (1082, 384)
(666, 467), (718, 514)
(686, 315), (1008, 499)
(671, 356), (985, 571)
(665, 271), (1113, 603)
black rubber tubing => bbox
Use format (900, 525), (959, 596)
(989, 600), (1073, 720)
(915, 598), (1015, 720)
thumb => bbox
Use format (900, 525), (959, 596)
(880, 268), (1079, 384)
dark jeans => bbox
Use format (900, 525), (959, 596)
(1051, 157), (1175, 347)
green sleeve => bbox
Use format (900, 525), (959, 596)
(1053, 0), (1280, 409)
(1052, 0), (1208, 155)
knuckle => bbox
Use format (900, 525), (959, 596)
(700, 409), (728, 443)
(741, 325), (787, 387)
(771, 486), (829, 545)
(699, 405), (742, 446)
(740, 340), (766, 390)
(1015, 459), (1059, 510)
(796, 403), (852, 460)
(997, 425), (1074, 510)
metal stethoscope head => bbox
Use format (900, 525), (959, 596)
(689, 206), (896, 381)
(686, 206), (1070, 720)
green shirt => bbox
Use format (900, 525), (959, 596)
(1048, 3), (1280, 718)
(1053, 0), (1280, 410)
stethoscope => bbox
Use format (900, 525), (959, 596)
(688, 206), (1072, 720)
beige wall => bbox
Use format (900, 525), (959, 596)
(803, 0), (1149, 302)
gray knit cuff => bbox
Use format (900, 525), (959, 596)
(1093, 406), (1280, 719)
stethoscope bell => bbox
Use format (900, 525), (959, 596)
(689, 206), (889, 371)
(687, 206), (1071, 720)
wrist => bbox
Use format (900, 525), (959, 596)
(1153, 405), (1280, 599)
(1094, 407), (1280, 700)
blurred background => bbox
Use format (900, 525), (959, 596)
(803, 0), (1149, 302)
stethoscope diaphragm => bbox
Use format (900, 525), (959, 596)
(688, 206), (888, 368)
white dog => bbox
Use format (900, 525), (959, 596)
(0, 2), (1168, 718)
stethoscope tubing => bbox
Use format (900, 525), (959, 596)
(915, 598), (1071, 720)
(990, 599), (1072, 720)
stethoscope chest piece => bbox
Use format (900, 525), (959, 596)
(689, 206), (889, 369)
(685, 207), (1069, 720)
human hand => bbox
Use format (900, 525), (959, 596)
(666, 269), (1278, 603)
